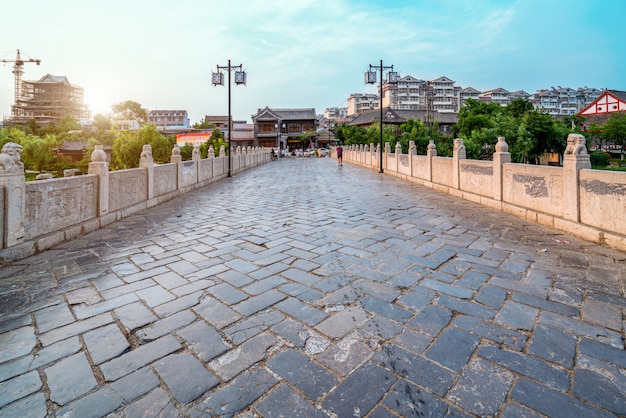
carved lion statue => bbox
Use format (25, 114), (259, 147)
(0, 142), (24, 171)
(565, 134), (587, 155)
(140, 144), (153, 159)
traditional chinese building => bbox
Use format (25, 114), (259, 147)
(251, 107), (316, 151)
(11, 74), (90, 125)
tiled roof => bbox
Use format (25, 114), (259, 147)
(609, 90), (626, 101)
(252, 106), (316, 121)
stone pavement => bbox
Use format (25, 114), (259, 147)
(0, 157), (625, 418)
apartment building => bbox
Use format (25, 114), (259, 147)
(147, 110), (190, 131)
(347, 93), (379, 116)
(480, 88), (511, 106)
(348, 72), (604, 117)
(430, 76), (458, 112)
(459, 87), (481, 108)
(382, 75), (424, 111)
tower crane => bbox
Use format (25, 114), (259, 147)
(1, 49), (41, 105)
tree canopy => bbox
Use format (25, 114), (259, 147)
(111, 100), (147, 123)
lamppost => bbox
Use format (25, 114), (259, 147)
(365, 60), (398, 173)
(212, 59), (246, 177)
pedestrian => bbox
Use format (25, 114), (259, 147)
(336, 144), (343, 166)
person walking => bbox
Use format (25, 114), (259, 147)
(337, 144), (343, 167)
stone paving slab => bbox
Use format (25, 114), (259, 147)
(0, 157), (625, 417)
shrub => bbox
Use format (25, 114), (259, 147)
(590, 151), (610, 169)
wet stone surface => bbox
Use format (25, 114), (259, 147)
(0, 157), (625, 417)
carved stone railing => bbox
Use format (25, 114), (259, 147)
(332, 134), (626, 252)
(0, 144), (270, 263)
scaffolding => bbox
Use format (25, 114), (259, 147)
(10, 74), (90, 124)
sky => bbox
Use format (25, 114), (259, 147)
(1, 0), (624, 125)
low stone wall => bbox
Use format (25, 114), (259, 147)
(0, 143), (270, 263)
(336, 134), (626, 252)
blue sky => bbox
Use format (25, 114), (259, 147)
(1, 0), (624, 124)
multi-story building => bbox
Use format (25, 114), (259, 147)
(509, 90), (531, 101)
(577, 87), (603, 112)
(347, 93), (378, 116)
(324, 107), (347, 121)
(380, 75), (459, 112)
(321, 107), (347, 130)
(147, 110), (190, 131)
(530, 89), (560, 114)
(430, 76), (458, 112)
(203, 115), (229, 129)
(11, 74), (90, 125)
(382, 75), (425, 110)
(348, 75), (606, 118)
(480, 88), (511, 106)
(555, 87), (578, 115)
(251, 106), (317, 150)
(459, 87), (481, 108)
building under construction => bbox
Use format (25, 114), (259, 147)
(10, 74), (90, 125)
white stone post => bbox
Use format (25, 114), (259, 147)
(139, 144), (154, 200)
(426, 140), (437, 182)
(0, 143), (26, 247)
(452, 138), (466, 189)
(493, 136), (511, 201)
(409, 141), (416, 177)
(171, 145), (182, 190)
(384, 142), (391, 172)
(395, 141), (402, 173)
(191, 145), (200, 184)
(563, 133), (591, 221)
(88, 145), (110, 216)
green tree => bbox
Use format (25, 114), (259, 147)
(192, 119), (216, 130)
(138, 124), (174, 163)
(93, 113), (112, 131)
(600, 111), (626, 160)
(205, 128), (227, 156)
(334, 123), (367, 146)
(112, 130), (144, 169)
(111, 100), (147, 123)
(506, 98), (534, 119)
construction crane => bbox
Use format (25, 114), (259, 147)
(1, 49), (41, 105)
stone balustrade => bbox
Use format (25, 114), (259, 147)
(0, 144), (271, 263)
(333, 134), (626, 253)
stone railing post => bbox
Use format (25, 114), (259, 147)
(88, 145), (110, 216)
(370, 143), (375, 167)
(493, 136), (511, 201)
(563, 133), (591, 221)
(409, 141), (416, 177)
(139, 144), (154, 200)
(395, 141), (402, 173)
(384, 142), (391, 171)
(0, 142), (26, 247)
(192, 144), (201, 183)
(171, 145), (182, 189)
(452, 138), (466, 189)
(426, 140), (437, 182)
(375, 143), (380, 169)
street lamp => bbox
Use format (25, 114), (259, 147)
(212, 59), (247, 177)
(365, 60), (398, 173)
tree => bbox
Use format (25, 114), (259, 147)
(506, 98), (534, 119)
(112, 130), (144, 169)
(192, 119), (216, 130)
(93, 113), (112, 131)
(111, 100), (147, 123)
(601, 111), (626, 160)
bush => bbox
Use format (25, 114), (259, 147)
(590, 151), (611, 168)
